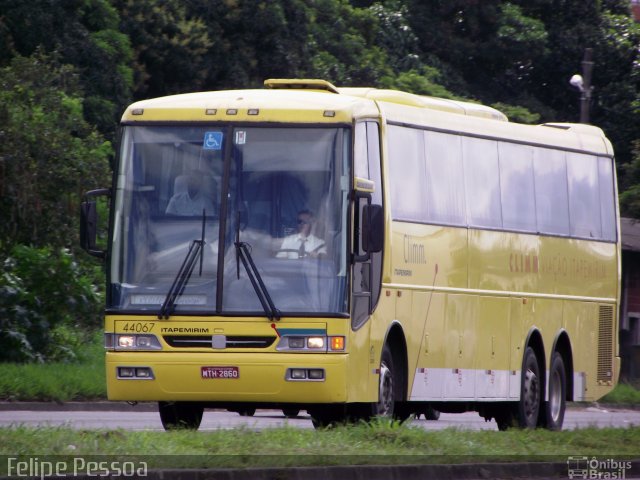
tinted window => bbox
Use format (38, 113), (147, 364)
(354, 123), (369, 179)
(599, 156), (617, 241)
(386, 124), (615, 242)
(534, 148), (570, 235)
(463, 137), (502, 228)
(424, 131), (466, 225)
(567, 152), (601, 238)
(387, 125), (426, 221)
(499, 143), (536, 231)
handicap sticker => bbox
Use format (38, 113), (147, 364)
(203, 131), (223, 150)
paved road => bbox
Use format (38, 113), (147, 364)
(0, 403), (639, 431)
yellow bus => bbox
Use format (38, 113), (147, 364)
(81, 79), (620, 431)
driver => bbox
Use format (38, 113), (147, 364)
(276, 209), (326, 259)
(166, 172), (215, 216)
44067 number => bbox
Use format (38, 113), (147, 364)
(119, 322), (155, 333)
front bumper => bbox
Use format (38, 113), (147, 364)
(106, 351), (348, 403)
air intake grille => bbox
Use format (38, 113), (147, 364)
(163, 335), (276, 349)
(597, 305), (614, 383)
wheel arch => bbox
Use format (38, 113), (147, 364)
(524, 327), (546, 396)
(382, 320), (409, 401)
(551, 329), (574, 401)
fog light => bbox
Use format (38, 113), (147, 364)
(136, 368), (151, 378)
(290, 369), (307, 379)
(308, 369), (324, 380)
(118, 367), (135, 378)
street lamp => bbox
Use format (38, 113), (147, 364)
(569, 48), (594, 124)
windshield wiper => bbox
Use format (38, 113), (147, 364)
(235, 241), (280, 321)
(158, 211), (206, 319)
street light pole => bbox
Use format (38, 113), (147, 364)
(569, 48), (594, 124)
(579, 48), (594, 124)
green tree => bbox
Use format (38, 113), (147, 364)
(0, 245), (103, 362)
(620, 140), (640, 217)
(0, 0), (133, 134)
(404, 1), (549, 102)
(0, 52), (111, 250)
(304, 0), (392, 85)
(184, 0), (312, 89)
(113, 0), (213, 99)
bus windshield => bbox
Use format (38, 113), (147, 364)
(109, 125), (351, 316)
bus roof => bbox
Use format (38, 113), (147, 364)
(121, 83), (379, 124)
(121, 78), (613, 156)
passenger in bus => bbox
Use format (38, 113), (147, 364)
(276, 209), (326, 259)
(165, 172), (216, 216)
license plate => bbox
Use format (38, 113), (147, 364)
(201, 366), (239, 379)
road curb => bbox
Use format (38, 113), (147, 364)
(143, 462), (570, 480)
(0, 401), (156, 412)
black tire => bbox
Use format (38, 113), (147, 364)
(309, 405), (347, 429)
(158, 402), (204, 431)
(495, 407), (515, 431)
(517, 347), (542, 429)
(237, 408), (256, 417)
(376, 344), (396, 417)
(424, 406), (440, 421)
(282, 409), (300, 418)
(375, 344), (409, 422)
(543, 352), (566, 431)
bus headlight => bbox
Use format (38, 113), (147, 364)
(276, 335), (345, 352)
(307, 337), (325, 349)
(105, 333), (163, 351)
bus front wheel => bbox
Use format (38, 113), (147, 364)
(158, 401), (204, 431)
(375, 344), (410, 421)
(376, 345), (396, 417)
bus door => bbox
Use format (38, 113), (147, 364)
(352, 121), (384, 396)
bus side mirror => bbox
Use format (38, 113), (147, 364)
(80, 201), (98, 252)
(362, 204), (383, 253)
(80, 189), (110, 258)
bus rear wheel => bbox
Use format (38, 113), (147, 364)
(517, 347), (542, 429)
(158, 402), (204, 430)
(543, 352), (566, 431)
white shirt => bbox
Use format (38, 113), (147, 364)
(165, 192), (215, 216)
(277, 233), (326, 259)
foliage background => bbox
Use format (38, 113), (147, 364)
(0, 0), (639, 361)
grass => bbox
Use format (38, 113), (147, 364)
(0, 331), (106, 401)
(0, 422), (639, 472)
(600, 381), (640, 405)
